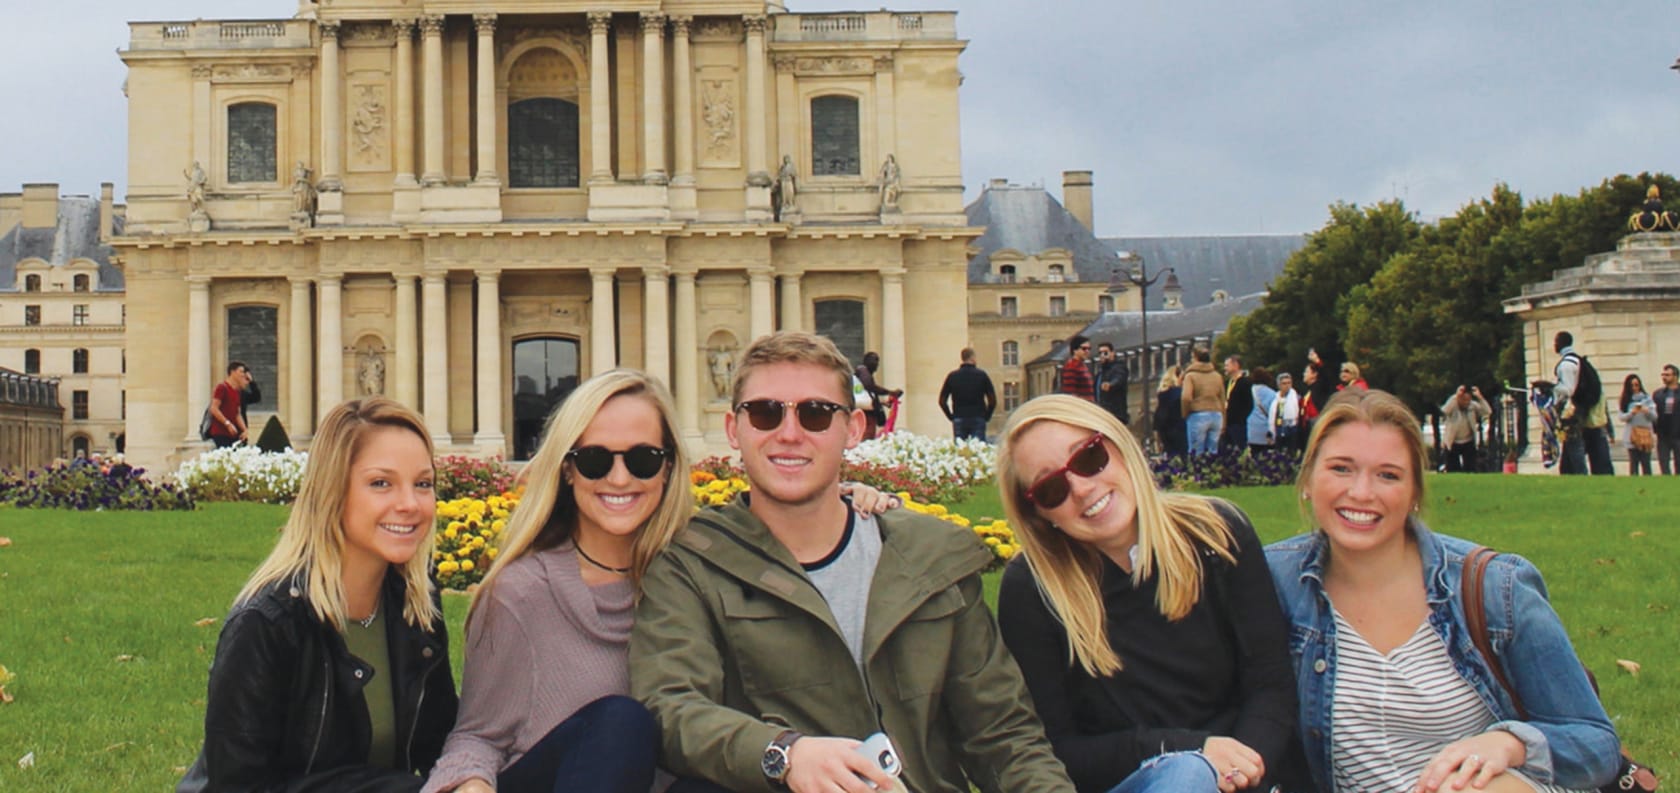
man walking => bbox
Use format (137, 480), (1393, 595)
(1553, 331), (1613, 475)
(630, 332), (1073, 793)
(1653, 363), (1680, 475)
(1221, 355), (1253, 454)
(207, 361), (251, 449)
(854, 351), (902, 440)
(938, 348), (997, 441)
(1058, 335), (1095, 401)
(1440, 385), (1492, 472)
(1093, 342), (1130, 425)
(1180, 345), (1225, 455)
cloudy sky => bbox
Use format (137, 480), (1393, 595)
(5, 1), (1678, 236)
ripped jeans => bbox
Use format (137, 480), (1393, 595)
(1105, 750), (1220, 793)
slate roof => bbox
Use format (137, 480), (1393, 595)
(0, 197), (125, 292)
(965, 184), (1122, 283)
(1028, 292), (1266, 366)
(1100, 234), (1304, 310)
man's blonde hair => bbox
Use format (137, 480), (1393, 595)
(730, 331), (856, 409)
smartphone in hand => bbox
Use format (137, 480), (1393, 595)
(855, 733), (909, 793)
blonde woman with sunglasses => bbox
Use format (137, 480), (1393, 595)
(996, 395), (1303, 793)
(425, 369), (896, 793)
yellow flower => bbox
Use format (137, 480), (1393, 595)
(460, 559), (475, 572)
(997, 545), (1018, 560)
(444, 527), (458, 540)
(984, 536), (1001, 547)
(438, 560), (460, 574)
(485, 547), (498, 560)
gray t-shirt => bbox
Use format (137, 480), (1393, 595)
(803, 506), (882, 670)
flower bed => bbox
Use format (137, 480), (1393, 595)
(435, 455), (516, 502)
(898, 494), (1019, 570)
(845, 432), (993, 504)
(1151, 448), (1300, 491)
(433, 489), (518, 589)
(1, 459), (195, 511)
(174, 446), (307, 503)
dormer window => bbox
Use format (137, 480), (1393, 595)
(998, 264), (1016, 284)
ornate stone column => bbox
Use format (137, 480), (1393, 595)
(318, 22), (343, 191)
(881, 268), (908, 408)
(749, 268), (774, 341)
(420, 15), (446, 186)
(422, 274), (451, 442)
(289, 277), (314, 436)
(778, 273), (802, 331)
(186, 276), (211, 441)
(672, 270), (702, 450)
(591, 268), (617, 373)
(473, 14), (499, 185)
(640, 12), (667, 185)
(669, 17), (695, 188)
(474, 271), (504, 450)
(316, 275), (344, 412)
(392, 19), (418, 187)
(394, 274), (418, 408)
(743, 15), (770, 186)
(643, 266), (670, 384)
(588, 12), (614, 184)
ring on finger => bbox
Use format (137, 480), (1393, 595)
(1466, 754), (1482, 766)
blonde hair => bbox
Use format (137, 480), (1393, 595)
(236, 398), (440, 631)
(1297, 388), (1427, 519)
(1340, 361), (1362, 380)
(730, 331), (856, 409)
(1158, 365), (1182, 392)
(471, 369), (690, 620)
(997, 395), (1236, 677)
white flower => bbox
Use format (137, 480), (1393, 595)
(175, 446), (309, 503)
(844, 432), (995, 486)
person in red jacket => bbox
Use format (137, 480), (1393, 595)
(1060, 335), (1096, 401)
(208, 361), (253, 448)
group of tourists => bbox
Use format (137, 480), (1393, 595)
(1547, 331), (1680, 477)
(180, 331), (1630, 793)
(1143, 345), (1359, 459)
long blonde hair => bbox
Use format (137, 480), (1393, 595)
(236, 397), (440, 630)
(997, 395), (1236, 677)
(471, 369), (691, 619)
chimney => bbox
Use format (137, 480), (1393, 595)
(100, 183), (115, 242)
(988, 178), (1009, 190)
(1062, 170), (1094, 232)
(21, 183), (59, 229)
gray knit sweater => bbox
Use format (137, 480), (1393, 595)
(421, 543), (636, 793)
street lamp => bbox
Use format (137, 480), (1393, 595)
(1109, 252), (1174, 451)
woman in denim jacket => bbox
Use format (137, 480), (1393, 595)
(1265, 390), (1619, 793)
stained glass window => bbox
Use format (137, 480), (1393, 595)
(509, 98), (580, 188)
(811, 96), (860, 176)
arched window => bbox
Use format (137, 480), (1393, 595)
(24, 349), (41, 374)
(1047, 264), (1066, 283)
(810, 95), (860, 176)
(73, 274), (90, 292)
(72, 348), (89, 374)
(227, 102), (278, 183)
(24, 274), (41, 292)
(511, 337), (580, 460)
(509, 98), (581, 188)
(998, 265), (1016, 284)
(813, 299), (866, 365)
(71, 435), (90, 459)
(1001, 340), (1019, 367)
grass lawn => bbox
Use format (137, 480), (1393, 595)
(1, 475), (1675, 790)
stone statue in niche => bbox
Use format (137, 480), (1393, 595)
(358, 348), (386, 396)
(878, 154), (902, 214)
(184, 161), (210, 231)
(290, 162), (316, 229)
(708, 347), (736, 401)
(774, 155), (799, 221)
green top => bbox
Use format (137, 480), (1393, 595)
(341, 609), (397, 769)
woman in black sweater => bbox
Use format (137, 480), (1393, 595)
(995, 395), (1301, 793)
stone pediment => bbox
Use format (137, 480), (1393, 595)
(1504, 232), (1680, 313)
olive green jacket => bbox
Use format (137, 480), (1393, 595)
(629, 500), (1074, 793)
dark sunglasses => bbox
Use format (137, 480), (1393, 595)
(1024, 433), (1110, 509)
(565, 444), (671, 480)
(734, 399), (849, 433)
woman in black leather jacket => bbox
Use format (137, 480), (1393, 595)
(179, 397), (458, 792)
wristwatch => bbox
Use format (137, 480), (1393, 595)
(762, 729), (802, 787)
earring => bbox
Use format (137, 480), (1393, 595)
(1300, 492), (1310, 501)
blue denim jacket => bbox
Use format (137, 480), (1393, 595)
(1264, 522), (1619, 792)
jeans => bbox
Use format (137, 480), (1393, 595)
(1628, 448), (1653, 476)
(951, 416), (988, 442)
(1104, 751), (1219, 793)
(497, 695), (657, 793)
(1660, 435), (1680, 475)
(1186, 411), (1222, 455)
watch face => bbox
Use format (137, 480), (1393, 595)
(762, 745), (790, 781)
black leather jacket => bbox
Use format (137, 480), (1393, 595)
(178, 570), (458, 793)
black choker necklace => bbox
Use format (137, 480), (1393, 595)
(575, 541), (631, 575)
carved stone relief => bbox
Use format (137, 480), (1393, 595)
(343, 23), (393, 43)
(347, 82), (390, 172)
(786, 57), (876, 76)
(692, 18), (740, 41)
(501, 27), (588, 60)
(700, 78), (739, 167)
(211, 63), (293, 83)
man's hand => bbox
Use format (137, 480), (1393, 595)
(787, 736), (897, 793)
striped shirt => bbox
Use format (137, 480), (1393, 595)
(1329, 610), (1582, 793)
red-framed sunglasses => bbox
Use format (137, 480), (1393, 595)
(1023, 433), (1110, 509)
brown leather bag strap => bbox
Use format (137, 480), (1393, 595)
(1460, 545), (1529, 720)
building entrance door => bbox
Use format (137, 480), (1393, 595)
(512, 337), (580, 460)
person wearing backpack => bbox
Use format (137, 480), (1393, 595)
(1552, 332), (1614, 475)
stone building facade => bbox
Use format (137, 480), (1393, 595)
(0, 185), (128, 461)
(114, 0), (975, 472)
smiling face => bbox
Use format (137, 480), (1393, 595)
(1014, 419), (1139, 563)
(726, 361), (864, 511)
(340, 425), (437, 579)
(570, 393), (671, 548)
(1305, 421), (1417, 556)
